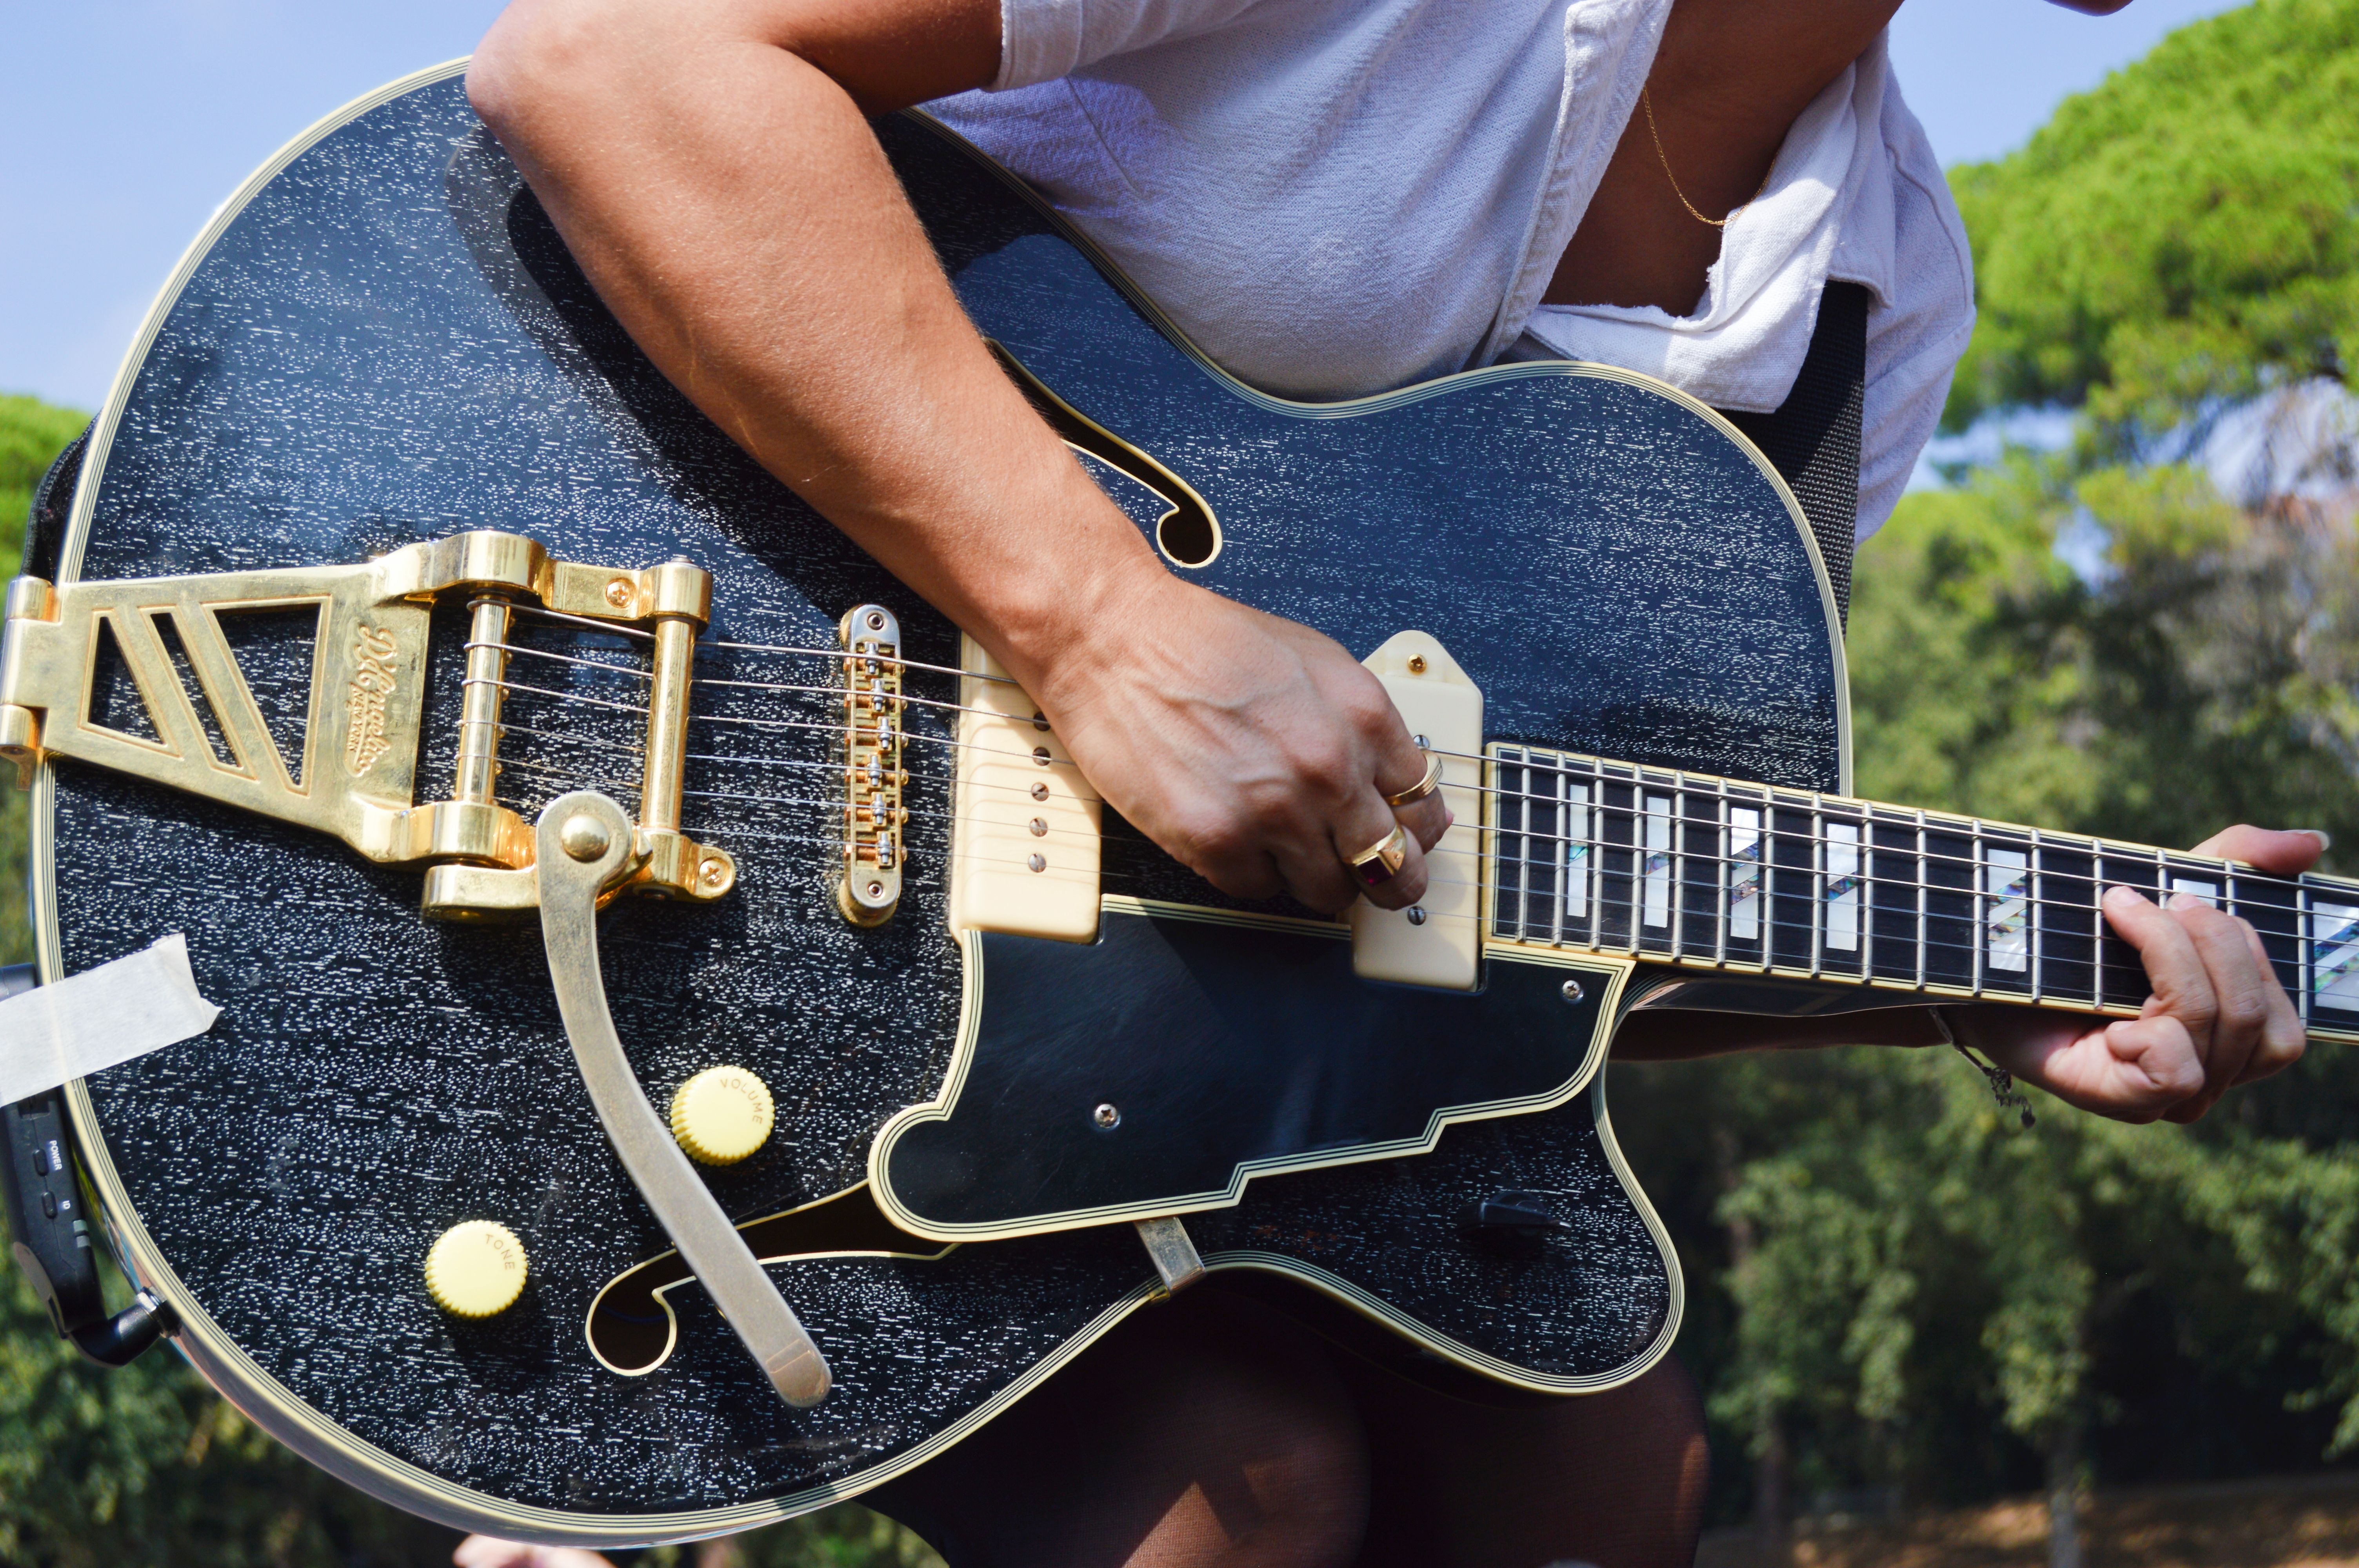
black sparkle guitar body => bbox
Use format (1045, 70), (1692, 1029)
(29, 66), (1858, 1544)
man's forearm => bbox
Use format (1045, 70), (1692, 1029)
(467, 0), (1160, 689)
(1612, 1004), (1950, 1061)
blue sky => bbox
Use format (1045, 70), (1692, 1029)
(1, 0), (2247, 412)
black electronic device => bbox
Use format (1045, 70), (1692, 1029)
(0, 964), (172, 1365)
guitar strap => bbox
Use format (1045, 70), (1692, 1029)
(1716, 279), (1868, 626)
(25, 421), (88, 585)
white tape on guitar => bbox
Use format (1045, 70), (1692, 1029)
(0, 935), (221, 1105)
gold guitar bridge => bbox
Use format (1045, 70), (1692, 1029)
(0, 530), (734, 919)
(835, 604), (907, 926)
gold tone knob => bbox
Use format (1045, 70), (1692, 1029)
(425, 1221), (528, 1318)
(669, 1065), (776, 1166)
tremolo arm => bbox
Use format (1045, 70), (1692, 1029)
(0, 530), (734, 918)
(0, 531), (846, 1406)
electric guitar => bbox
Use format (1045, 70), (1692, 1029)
(7, 64), (2354, 1549)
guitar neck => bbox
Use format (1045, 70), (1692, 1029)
(1486, 745), (2359, 1044)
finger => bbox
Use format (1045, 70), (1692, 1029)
(2092, 1012), (2208, 1122)
(2228, 918), (2305, 1087)
(454, 1541), (612, 1568)
(1267, 826), (1361, 914)
(2101, 884), (2219, 1080)
(1394, 791), (1451, 852)
(2163, 897), (2275, 1120)
(2189, 824), (2330, 877)
(1967, 1006), (2202, 1122)
(1331, 795), (1429, 913)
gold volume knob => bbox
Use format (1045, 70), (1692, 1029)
(424, 1220), (528, 1318)
(669, 1065), (775, 1166)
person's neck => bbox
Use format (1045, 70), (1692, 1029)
(1542, 0), (1905, 317)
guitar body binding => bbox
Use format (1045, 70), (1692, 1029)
(28, 65), (1848, 1542)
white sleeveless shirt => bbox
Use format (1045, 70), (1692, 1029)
(925, 0), (1973, 538)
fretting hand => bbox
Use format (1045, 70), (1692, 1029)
(1948, 825), (2323, 1123)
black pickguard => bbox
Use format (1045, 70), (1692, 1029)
(876, 913), (1622, 1233)
(43, 68), (1838, 1540)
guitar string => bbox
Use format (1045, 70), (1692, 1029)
(512, 797), (2170, 990)
(485, 750), (2170, 992)
(486, 610), (2339, 905)
(478, 665), (2300, 897)
(463, 641), (2326, 932)
(477, 704), (2288, 942)
(479, 638), (1044, 730)
(471, 636), (2317, 891)
(487, 750), (2189, 998)
(503, 602), (1021, 686)
(494, 718), (1122, 814)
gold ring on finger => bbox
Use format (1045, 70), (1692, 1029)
(1347, 824), (1410, 889)
(1383, 752), (1443, 808)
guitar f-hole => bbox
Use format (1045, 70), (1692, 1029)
(987, 341), (1223, 568)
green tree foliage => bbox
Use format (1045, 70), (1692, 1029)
(1619, 4), (2359, 1552)
(1945, 0), (2359, 446)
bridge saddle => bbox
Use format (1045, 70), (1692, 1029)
(836, 604), (909, 926)
(0, 530), (734, 919)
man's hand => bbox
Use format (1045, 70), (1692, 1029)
(1038, 572), (1451, 914)
(1951, 825), (2323, 1123)
(471, 0), (1442, 920)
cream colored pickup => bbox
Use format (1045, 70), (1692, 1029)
(1350, 632), (1484, 991)
(947, 636), (1103, 943)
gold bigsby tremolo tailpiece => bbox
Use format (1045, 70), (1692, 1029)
(0, 530), (736, 919)
(0, 530), (837, 1406)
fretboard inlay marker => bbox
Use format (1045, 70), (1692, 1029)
(1825, 821), (1861, 955)
(1728, 807), (1761, 946)
(1642, 793), (1673, 931)
(2315, 900), (2359, 1009)
(1481, 742), (2358, 1044)
(1985, 847), (2030, 974)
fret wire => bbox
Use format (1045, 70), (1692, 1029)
(2094, 848), (2110, 1009)
(1474, 754), (2319, 888)
(1670, 777), (1688, 961)
(1552, 762), (1568, 948)
(1914, 811), (1928, 993)
(1486, 887), (2155, 979)
(1411, 852), (2164, 980)
(2027, 828), (2043, 1004)
(2299, 883), (2314, 1024)
(1970, 828), (1996, 995)
(1455, 861), (2168, 975)
(1863, 808), (1879, 980)
(1714, 784), (1729, 965)
(1517, 752), (1534, 946)
(1808, 794), (1825, 980)
(1586, 762), (1602, 952)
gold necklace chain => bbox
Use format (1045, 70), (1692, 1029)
(1640, 87), (1770, 230)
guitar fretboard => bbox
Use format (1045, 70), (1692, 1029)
(1488, 746), (2359, 1043)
